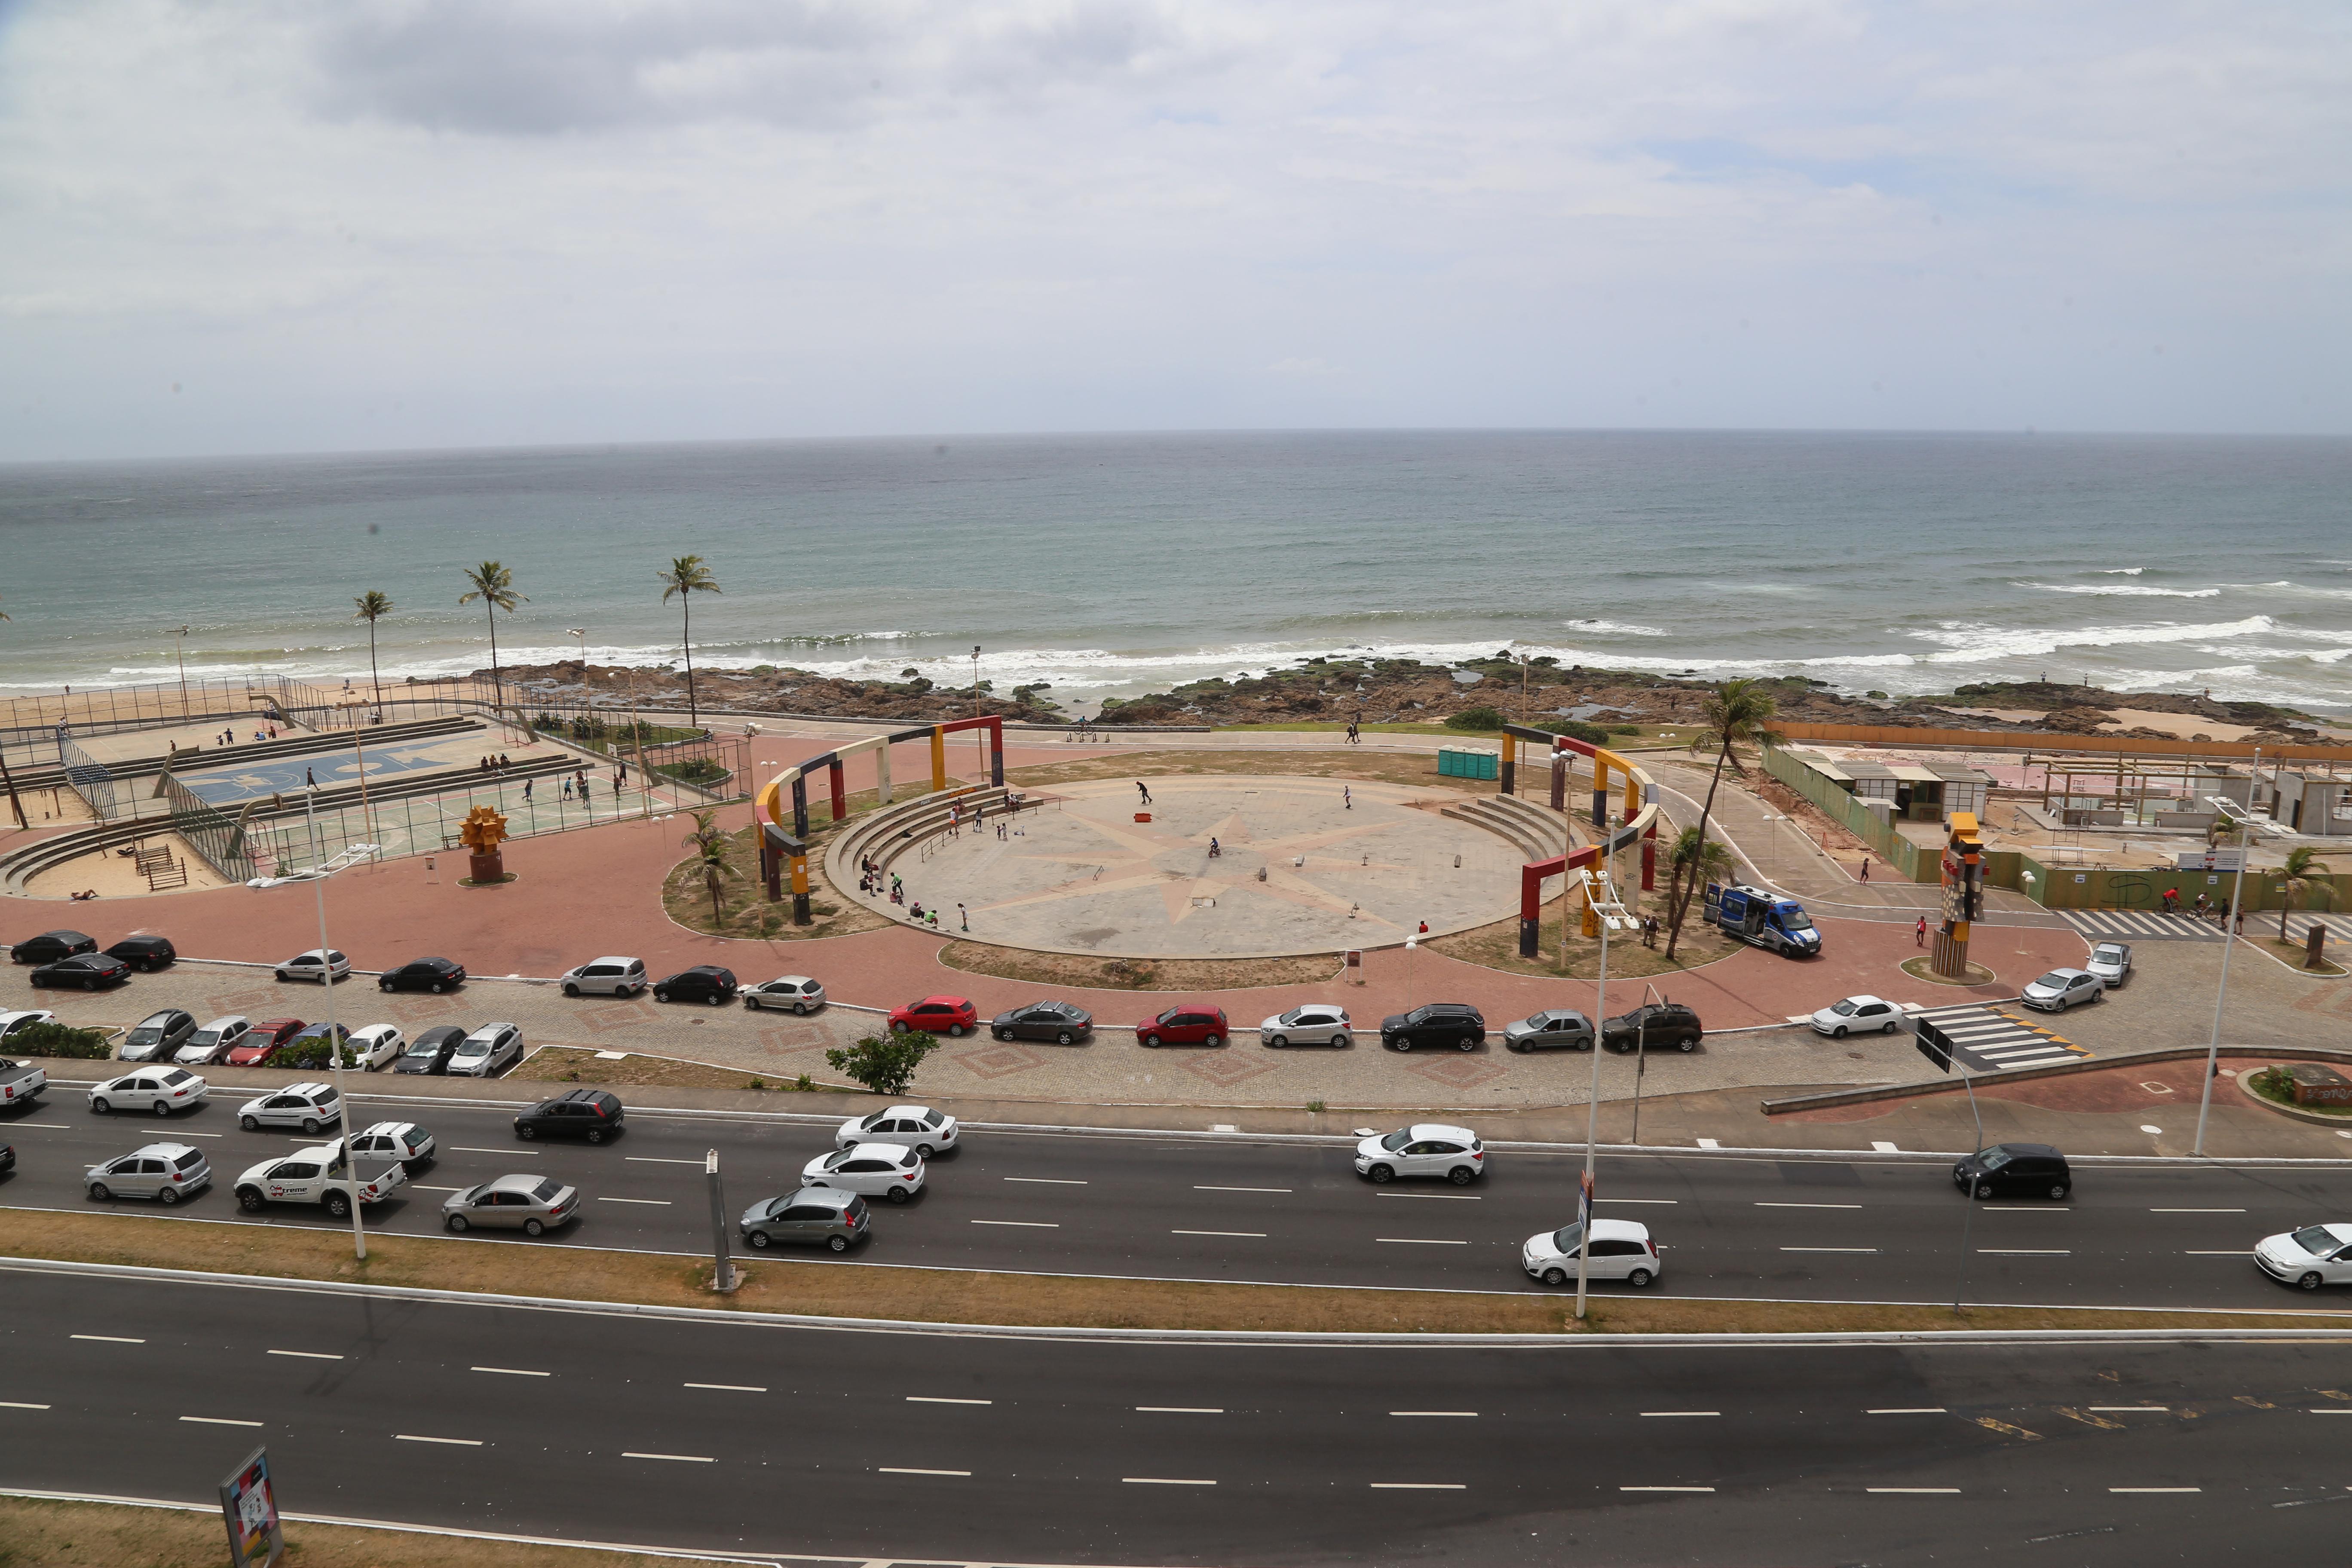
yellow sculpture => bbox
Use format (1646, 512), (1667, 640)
(460, 805), (511, 883)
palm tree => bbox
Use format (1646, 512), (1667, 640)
(657, 555), (722, 728)
(458, 563), (527, 709)
(2278, 845), (2335, 942)
(1660, 825), (1737, 959)
(1666, 679), (1785, 958)
(680, 808), (736, 925)
(352, 591), (394, 706)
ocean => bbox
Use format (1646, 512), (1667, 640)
(3, 430), (2349, 714)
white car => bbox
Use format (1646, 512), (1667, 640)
(2256, 1223), (2352, 1291)
(89, 1067), (207, 1117)
(176, 1015), (251, 1066)
(559, 956), (647, 998)
(237, 1081), (342, 1133)
(2021, 968), (2104, 1013)
(349, 1120), (437, 1174)
(802, 1142), (926, 1204)
(834, 1105), (958, 1157)
(446, 1023), (523, 1078)
(348, 1024), (406, 1070)
(1522, 1218), (1660, 1288)
(86, 1142), (212, 1205)
(1354, 1124), (1485, 1185)
(2084, 941), (2133, 987)
(1808, 995), (1907, 1039)
(1259, 1003), (1353, 1048)
(0, 1009), (55, 1046)
(744, 975), (827, 1014)
(274, 948), (352, 984)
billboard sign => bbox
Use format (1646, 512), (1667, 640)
(218, 1446), (283, 1568)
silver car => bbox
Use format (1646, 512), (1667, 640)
(740, 1187), (871, 1252)
(2021, 968), (2104, 1013)
(89, 1068), (207, 1117)
(87, 1142), (212, 1204)
(176, 1016), (251, 1066)
(559, 956), (647, 998)
(446, 1023), (523, 1077)
(237, 1081), (342, 1133)
(744, 975), (827, 1014)
(1503, 1009), (1594, 1053)
(442, 1173), (580, 1235)
(1258, 1004), (1352, 1049)
(120, 1010), (197, 1063)
(2084, 942), (2132, 988)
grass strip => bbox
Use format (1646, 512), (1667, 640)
(7, 1210), (2350, 1337)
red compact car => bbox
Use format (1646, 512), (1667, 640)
(1136, 1004), (1229, 1048)
(228, 1017), (307, 1067)
(888, 996), (977, 1038)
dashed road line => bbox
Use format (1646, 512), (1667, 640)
(1137, 1406), (1223, 1414)
(1377, 1238), (1469, 1245)
(472, 1366), (549, 1377)
(1390, 1411), (1478, 1418)
(1124, 1476), (1215, 1485)
(1868, 1408), (1947, 1415)
(1869, 1487), (1960, 1494)
(1194, 1185), (1291, 1193)
(1622, 1485), (1714, 1492)
(880, 1467), (971, 1476)
(1641, 1411), (1719, 1418)
(684, 1383), (765, 1393)
(1371, 1482), (1466, 1490)
(624, 1452), (713, 1463)
(1172, 1229), (1267, 1238)
(1755, 1202), (1862, 1210)
(1783, 1247), (1878, 1254)
(2110, 1487), (2200, 1494)
(625, 1157), (705, 1166)
(971, 1219), (1059, 1228)
(266, 1350), (342, 1360)
(396, 1434), (483, 1446)
(907, 1396), (991, 1406)
(180, 1416), (262, 1427)
(599, 1197), (671, 1206)
(0, 1401), (50, 1410)
(1376, 1193), (1482, 1200)
(70, 1335), (144, 1344)
(1004, 1177), (1087, 1185)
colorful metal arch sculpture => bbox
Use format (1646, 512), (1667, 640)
(1501, 723), (1663, 958)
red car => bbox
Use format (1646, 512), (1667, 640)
(228, 1017), (306, 1067)
(888, 996), (977, 1038)
(1136, 1004), (1229, 1048)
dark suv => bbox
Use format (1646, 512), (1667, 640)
(1381, 1002), (1485, 1052)
(379, 956), (466, 994)
(1954, 1143), (2072, 1201)
(107, 935), (177, 972)
(653, 966), (737, 1005)
(516, 1088), (625, 1143)
(1601, 1002), (1703, 1054)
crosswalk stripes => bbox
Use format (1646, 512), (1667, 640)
(1911, 1004), (2090, 1074)
(2059, 909), (2223, 942)
(2280, 912), (2348, 944)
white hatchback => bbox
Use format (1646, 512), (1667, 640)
(274, 948), (351, 984)
(89, 1068), (207, 1117)
(834, 1105), (957, 1157)
(802, 1142), (926, 1204)
(238, 1081), (342, 1133)
(176, 1016), (251, 1066)
(349, 1120), (437, 1174)
(1808, 995), (1908, 1038)
(1354, 1124), (1485, 1185)
(1522, 1218), (1660, 1288)
(559, 956), (647, 998)
(349, 1024), (405, 1070)
(1258, 1004), (1353, 1048)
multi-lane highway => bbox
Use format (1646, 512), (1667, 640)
(5, 1089), (2347, 1311)
(4, 1267), (2348, 1565)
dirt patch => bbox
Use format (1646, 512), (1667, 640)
(1430, 906), (1742, 981)
(520, 1045), (856, 1095)
(0, 1495), (695, 1568)
(937, 943), (1343, 992)
(1008, 749), (1489, 795)
(662, 819), (895, 941)
(2259, 938), (2348, 977)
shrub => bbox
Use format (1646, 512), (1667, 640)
(1559, 720), (1609, 744)
(280, 1036), (359, 1071)
(1609, 724), (1641, 736)
(1447, 706), (1504, 731)
(825, 1031), (939, 1098)
(8, 1021), (112, 1059)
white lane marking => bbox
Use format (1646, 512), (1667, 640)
(1755, 1202), (1862, 1210)
(2150, 1207), (2245, 1213)
(1623, 1485), (1714, 1492)
(1172, 1229), (1268, 1238)
(599, 1197), (671, 1206)
(396, 1434), (483, 1446)
(177, 1131), (223, 1137)
(449, 1147), (513, 1155)
(2184, 1251), (2247, 1256)
(1868, 1408), (1947, 1414)
(1376, 1193), (1482, 1200)
(1371, 1482), (1466, 1490)
(2310, 1409), (2352, 1415)
(1982, 1207), (2069, 1212)
(7, 1123), (71, 1130)
(266, 1350), (341, 1360)
(0, 1401), (50, 1410)
(1390, 1411), (1478, 1418)
(1695, 1138), (1721, 1150)
(624, 1452), (713, 1463)
(625, 1157), (706, 1165)
(1599, 1198), (1678, 1205)
(907, 1396), (992, 1406)
(1869, 1487), (1960, 1494)
(1640, 1411), (1719, 1418)
(410, 1185), (466, 1192)
(1195, 1185), (1291, 1193)
(1005, 1177), (1087, 1185)
(2089, 1406), (2168, 1412)
(70, 1335), (143, 1344)
(180, 1416), (263, 1427)
(1978, 1249), (2070, 1256)
(472, 1366), (550, 1378)
(1124, 1477), (1215, 1485)
(685, 1383), (765, 1393)
(880, 1467), (971, 1476)
(1782, 1247), (1877, 1254)
(971, 1219), (1059, 1228)
(1137, 1406), (1223, 1413)
(2110, 1487), (2200, 1493)
(1377, 1238), (1469, 1245)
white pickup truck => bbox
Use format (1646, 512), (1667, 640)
(0, 1056), (46, 1108)
(232, 1137), (406, 1219)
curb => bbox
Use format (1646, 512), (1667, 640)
(1761, 1044), (2352, 1116)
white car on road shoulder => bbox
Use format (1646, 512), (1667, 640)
(1522, 1218), (1660, 1288)
(88, 1068), (207, 1117)
(1259, 1004), (1352, 1048)
(1808, 995), (1908, 1038)
(348, 1024), (406, 1070)
(349, 1120), (437, 1174)
(834, 1105), (958, 1156)
(802, 1142), (926, 1203)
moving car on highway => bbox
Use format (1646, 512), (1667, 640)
(1137, 1003), (1228, 1048)
(119, 1009), (197, 1062)
(1354, 1124), (1485, 1185)
(2085, 942), (2133, 987)
(349, 1121), (436, 1175)
(834, 1105), (958, 1158)
(31, 952), (131, 991)
(1807, 996), (1906, 1039)
(378, 956), (466, 994)
(86, 1141), (211, 1205)
(560, 956), (647, 998)
(992, 1000), (1093, 1044)
(1503, 1009), (1592, 1053)
(175, 1016), (251, 1066)
(741, 1188), (870, 1252)
(515, 1088), (624, 1142)
(1259, 1004), (1352, 1049)
(889, 995), (977, 1037)
(88, 1067), (205, 1117)
(9, 930), (95, 966)
(1, 1055), (48, 1108)
(743, 974), (824, 1014)
(236, 1081), (342, 1133)
(803, 1142), (925, 1203)
(443, 1173), (579, 1235)
(235, 1138), (404, 1218)
(1953, 1142), (2073, 1200)
(2020, 968), (2104, 1013)
(273, 948), (350, 984)
(2257, 1223), (2352, 1291)
(1381, 1002), (1483, 1053)
(1522, 1219), (1659, 1289)
(446, 1023), (523, 1078)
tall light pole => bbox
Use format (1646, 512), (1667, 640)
(971, 645), (985, 772)
(2193, 760), (2261, 1158)
(170, 626), (191, 715)
(1575, 868), (1632, 1321)
(566, 628), (588, 665)
(246, 799), (380, 1261)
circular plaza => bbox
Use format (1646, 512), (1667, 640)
(855, 775), (1526, 959)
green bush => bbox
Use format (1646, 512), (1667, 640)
(1559, 720), (1610, 744)
(280, 1036), (359, 1071)
(1447, 706), (1504, 731)
(1608, 724), (1641, 736)
(7, 1021), (112, 1059)
(826, 1031), (939, 1098)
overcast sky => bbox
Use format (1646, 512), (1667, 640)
(2, 0), (2347, 460)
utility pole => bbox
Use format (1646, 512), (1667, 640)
(1574, 869), (1632, 1321)
(705, 1149), (739, 1292)
(170, 626), (191, 716)
(2194, 758), (2259, 1157)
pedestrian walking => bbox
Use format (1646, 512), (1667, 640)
(1858, 858), (1870, 883)
(562, 778), (573, 800)
(580, 775), (591, 805)
(304, 766), (316, 787)
(1343, 785), (1352, 811)
(1915, 916), (1928, 947)
(1136, 781), (1152, 806)
(959, 903), (969, 931)
(523, 777), (533, 802)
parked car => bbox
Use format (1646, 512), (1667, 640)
(1808, 995), (1905, 1039)
(2020, 968), (2104, 1014)
(2256, 1223), (2352, 1291)
(1503, 1009), (1594, 1053)
(88, 1067), (207, 1117)
(349, 1120), (436, 1175)
(515, 1088), (625, 1143)
(236, 1080), (342, 1133)
(652, 965), (737, 1005)
(446, 1023), (523, 1078)
(175, 1016), (251, 1066)
(559, 956), (647, 998)
(347, 1024), (406, 1070)
(1353, 1123), (1486, 1185)
(227, 1017), (306, 1067)
(442, 1173), (580, 1235)
(834, 1105), (958, 1158)
(1380, 1002), (1484, 1053)
(741, 1187), (871, 1252)
(802, 1142), (925, 1203)
(85, 1142), (211, 1205)
(0, 1010), (55, 1047)
(1258, 1004), (1353, 1049)
(742, 974), (825, 1014)
(106, 934), (178, 972)
(888, 995), (977, 1037)
(392, 1024), (467, 1075)
(991, 1000), (1093, 1044)
(1137, 1003), (1229, 1048)
(31, 952), (131, 991)
(2084, 942), (2133, 988)
(378, 956), (466, 994)
(9, 930), (95, 965)
(1602, 1001), (1704, 1054)
(119, 1009), (197, 1063)
(1953, 1142), (2072, 1200)
(274, 949), (352, 984)
(1522, 1219), (1660, 1289)
(285, 1021), (353, 1066)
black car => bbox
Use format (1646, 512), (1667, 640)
(31, 953), (131, 991)
(106, 935), (177, 972)
(1381, 1002), (1485, 1052)
(11, 930), (95, 966)
(120, 1009), (198, 1063)
(380, 956), (467, 994)
(516, 1088), (625, 1143)
(991, 1000), (1094, 1044)
(1601, 1002), (1704, 1054)
(653, 965), (737, 1004)
(0, 1142), (12, 1176)
(1954, 1142), (2072, 1201)
(392, 1024), (468, 1075)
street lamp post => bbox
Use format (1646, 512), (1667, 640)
(246, 794), (380, 1262)
(1574, 869), (1633, 1321)
(170, 626), (191, 716)
(2193, 788), (2260, 1158)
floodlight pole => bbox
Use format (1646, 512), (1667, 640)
(2194, 766), (2258, 1157)
(1574, 870), (1626, 1321)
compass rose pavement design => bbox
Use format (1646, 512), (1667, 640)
(864, 775), (1525, 959)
